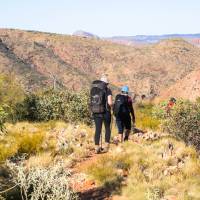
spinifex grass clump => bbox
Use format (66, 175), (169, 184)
(86, 150), (132, 190)
(0, 123), (46, 162)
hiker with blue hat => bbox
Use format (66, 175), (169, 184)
(113, 86), (135, 142)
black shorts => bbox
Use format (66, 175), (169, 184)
(116, 114), (131, 133)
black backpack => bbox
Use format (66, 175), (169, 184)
(113, 94), (129, 116)
(90, 80), (107, 114)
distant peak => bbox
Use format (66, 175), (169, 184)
(73, 30), (99, 39)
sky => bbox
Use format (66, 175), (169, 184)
(0, 0), (200, 37)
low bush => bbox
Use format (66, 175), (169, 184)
(7, 161), (77, 200)
(16, 89), (91, 124)
(163, 101), (200, 150)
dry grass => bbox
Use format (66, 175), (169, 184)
(0, 121), (94, 163)
(135, 102), (161, 131)
(85, 135), (200, 199)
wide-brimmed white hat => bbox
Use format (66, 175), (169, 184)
(100, 75), (109, 83)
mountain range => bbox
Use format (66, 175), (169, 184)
(0, 28), (200, 101)
(72, 30), (200, 46)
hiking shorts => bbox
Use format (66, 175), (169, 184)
(116, 114), (131, 134)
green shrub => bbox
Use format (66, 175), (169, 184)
(17, 89), (91, 124)
(163, 101), (200, 150)
(152, 101), (168, 120)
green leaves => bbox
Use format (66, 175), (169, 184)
(163, 101), (200, 150)
(18, 89), (92, 124)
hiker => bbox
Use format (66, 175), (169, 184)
(113, 86), (135, 142)
(90, 75), (113, 154)
(165, 97), (176, 115)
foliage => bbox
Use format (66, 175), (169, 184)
(135, 102), (161, 131)
(0, 130), (45, 162)
(17, 89), (91, 124)
(0, 106), (7, 133)
(152, 101), (168, 120)
(163, 100), (200, 150)
(0, 74), (25, 122)
(7, 161), (77, 200)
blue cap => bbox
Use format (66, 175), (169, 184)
(121, 86), (129, 93)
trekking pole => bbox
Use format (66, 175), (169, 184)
(100, 131), (103, 151)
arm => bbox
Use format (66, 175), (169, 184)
(128, 97), (135, 124)
(107, 95), (113, 108)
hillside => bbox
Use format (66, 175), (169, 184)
(159, 69), (200, 101)
(0, 29), (200, 98)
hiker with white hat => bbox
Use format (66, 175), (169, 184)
(90, 75), (113, 153)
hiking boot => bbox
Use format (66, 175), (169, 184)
(124, 135), (129, 141)
(117, 134), (123, 143)
(95, 146), (101, 154)
(101, 143), (110, 153)
(124, 131), (130, 141)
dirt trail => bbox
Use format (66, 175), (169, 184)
(71, 150), (113, 200)
(71, 131), (162, 200)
